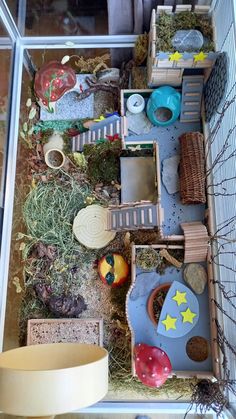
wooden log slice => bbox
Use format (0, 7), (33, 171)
(73, 204), (116, 249)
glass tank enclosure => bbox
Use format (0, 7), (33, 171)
(0, 14), (13, 238)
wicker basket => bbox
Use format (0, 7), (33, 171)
(179, 132), (206, 204)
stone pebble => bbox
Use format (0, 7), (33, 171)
(183, 263), (207, 294)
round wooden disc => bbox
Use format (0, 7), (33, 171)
(73, 205), (116, 249)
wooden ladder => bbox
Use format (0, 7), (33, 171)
(107, 204), (159, 231)
(71, 116), (122, 152)
(180, 75), (204, 123)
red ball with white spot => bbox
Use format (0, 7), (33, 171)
(134, 343), (172, 387)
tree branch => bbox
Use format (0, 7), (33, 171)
(213, 299), (236, 326)
(206, 125), (236, 177)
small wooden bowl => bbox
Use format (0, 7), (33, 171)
(147, 283), (171, 326)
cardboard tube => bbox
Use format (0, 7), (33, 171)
(44, 148), (66, 169)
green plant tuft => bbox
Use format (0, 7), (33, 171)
(71, 152), (88, 171)
(83, 139), (122, 184)
(22, 176), (91, 258)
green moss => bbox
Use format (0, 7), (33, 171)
(33, 119), (86, 134)
(83, 139), (122, 184)
(70, 152), (87, 171)
(174, 11), (198, 31)
(156, 11), (214, 52)
(136, 247), (163, 271)
(121, 148), (153, 158)
(131, 66), (148, 89)
(156, 13), (175, 52)
(133, 33), (149, 66)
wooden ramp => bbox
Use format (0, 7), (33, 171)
(107, 204), (159, 231)
(180, 76), (204, 123)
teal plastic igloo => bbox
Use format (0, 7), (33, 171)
(147, 86), (181, 127)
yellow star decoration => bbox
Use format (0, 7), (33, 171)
(172, 290), (187, 306)
(194, 51), (207, 62)
(94, 115), (105, 122)
(181, 308), (197, 324)
(162, 314), (177, 331)
(169, 51), (183, 62)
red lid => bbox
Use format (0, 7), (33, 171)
(34, 61), (76, 105)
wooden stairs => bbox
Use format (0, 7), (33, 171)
(71, 116), (122, 152)
(180, 75), (204, 123)
(107, 203), (159, 231)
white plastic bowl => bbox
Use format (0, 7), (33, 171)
(126, 93), (145, 114)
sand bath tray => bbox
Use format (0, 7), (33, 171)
(27, 318), (103, 346)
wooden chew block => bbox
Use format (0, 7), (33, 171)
(156, 5), (173, 14)
(159, 249), (182, 269)
(181, 221), (209, 263)
(175, 5), (192, 12)
(194, 5), (210, 14)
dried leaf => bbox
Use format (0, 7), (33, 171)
(28, 126), (34, 135)
(12, 276), (23, 294)
(59, 266), (67, 273)
(114, 183), (121, 190)
(19, 242), (26, 251)
(74, 53), (110, 74)
(16, 232), (25, 240)
(61, 55), (70, 64)
(116, 319), (129, 335)
(29, 107), (36, 120)
(93, 61), (109, 73)
(20, 131), (26, 139)
(124, 232), (131, 248)
(23, 122), (28, 132)
(26, 98), (32, 107)
(128, 145), (141, 152)
(31, 178), (37, 189)
(46, 245), (57, 260)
